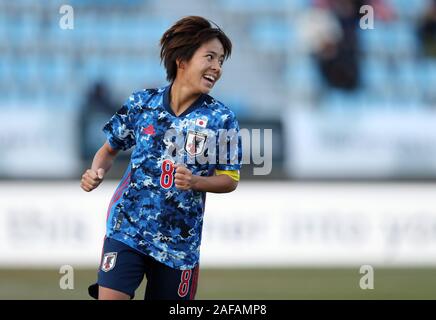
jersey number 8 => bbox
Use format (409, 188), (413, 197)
(160, 159), (175, 189)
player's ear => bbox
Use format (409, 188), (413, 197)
(176, 58), (185, 70)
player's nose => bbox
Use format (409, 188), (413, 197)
(210, 60), (221, 74)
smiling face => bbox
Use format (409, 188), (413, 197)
(176, 38), (225, 95)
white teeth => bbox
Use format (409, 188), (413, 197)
(204, 75), (215, 82)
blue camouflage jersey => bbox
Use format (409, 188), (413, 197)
(103, 85), (241, 270)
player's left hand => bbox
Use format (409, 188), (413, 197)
(174, 164), (196, 191)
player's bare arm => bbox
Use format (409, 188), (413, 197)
(81, 142), (119, 192)
(174, 164), (238, 193)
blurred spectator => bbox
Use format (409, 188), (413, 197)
(418, 0), (436, 58)
(311, 0), (366, 91)
(370, 0), (396, 21)
(297, 7), (343, 56)
(298, 0), (395, 91)
(78, 81), (117, 163)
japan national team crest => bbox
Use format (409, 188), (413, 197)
(101, 252), (117, 272)
(184, 130), (207, 156)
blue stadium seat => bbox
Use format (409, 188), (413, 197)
(285, 57), (320, 84)
(0, 55), (11, 80)
(420, 59), (436, 98)
(70, 0), (143, 7)
(395, 61), (417, 86)
(222, 0), (293, 12)
(392, 0), (429, 19)
(83, 55), (104, 80)
(359, 27), (386, 54)
(391, 22), (419, 56)
(395, 60), (422, 104)
(359, 21), (415, 56)
(250, 19), (290, 52)
(285, 56), (321, 99)
(361, 57), (391, 90)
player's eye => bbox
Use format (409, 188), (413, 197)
(205, 54), (213, 60)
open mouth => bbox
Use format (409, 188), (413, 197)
(203, 74), (216, 86)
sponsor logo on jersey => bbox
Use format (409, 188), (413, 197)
(142, 124), (155, 135)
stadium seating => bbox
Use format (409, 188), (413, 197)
(0, 0), (434, 115)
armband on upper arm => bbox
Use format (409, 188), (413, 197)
(214, 169), (240, 182)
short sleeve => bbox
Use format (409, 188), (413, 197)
(102, 93), (139, 151)
(216, 111), (242, 171)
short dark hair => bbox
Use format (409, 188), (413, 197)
(160, 16), (232, 82)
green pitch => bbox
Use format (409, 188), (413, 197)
(0, 268), (435, 300)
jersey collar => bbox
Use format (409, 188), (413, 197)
(163, 84), (206, 118)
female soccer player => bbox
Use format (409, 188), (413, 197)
(81, 16), (241, 300)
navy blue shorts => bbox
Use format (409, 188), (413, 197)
(88, 237), (199, 300)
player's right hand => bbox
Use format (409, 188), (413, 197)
(81, 168), (105, 192)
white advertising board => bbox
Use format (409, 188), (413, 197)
(0, 109), (79, 178)
(285, 109), (436, 178)
(0, 182), (435, 267)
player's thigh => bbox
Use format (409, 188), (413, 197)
(144, 259), (200, 300)
(98, 286), (130, 300)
